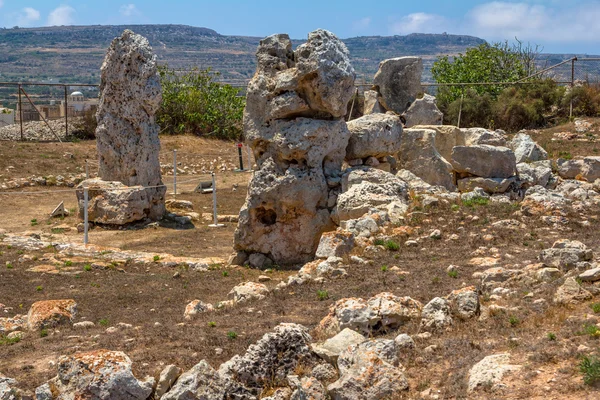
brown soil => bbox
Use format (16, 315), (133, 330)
(1, 133), (600, 398)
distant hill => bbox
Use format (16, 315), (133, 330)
(0, 24), (487, 86)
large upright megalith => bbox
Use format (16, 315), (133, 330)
(233, 30), (356, 267)
(80, 30), (165, 223)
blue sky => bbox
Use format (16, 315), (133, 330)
(1, 0), (599, 53)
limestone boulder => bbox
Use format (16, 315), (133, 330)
(227, 282), (270, 305)
(461, 128), (507, 147)
(76, 179), (156, 225)
(517, 161), (553, 187)
(509, 133), (548, 163)
(554, 277), (593, 304)
(363, 90), (384, 114)
(289, 376), (327, 400)
(539, 239), (593, 271)
(398, 128), (456, 190)
(95, 30), (165, 220)
(183, 300), (214, 320)
(345, 113), (403, 160)
(235, 31), (355, 266)
(0, 315), (26, 335)
(1, 375), (19, 400)
(446, 286), (480, 320)
(161, 360), (251, 400)
(373, 57), (423, 114)
(218, 323), (314, 394)
(27, 299), (77, 331)
(451, 145), (517, 179)
(467, 354), (521, 393)
(36, 350), (154, 399)
(403, 94), (443, 127)
(315, 230), (355, 259)
(311, 328), (366, 365)
(581, 156), (600, 182)
(154, 365), (182, 399)
(556, 158), (584, 179)
(328, 339), (408, 399)
(457, 177), (517, 194)
(413, 125), (463, 162)
(420, 297), (452, 331)
(366, 292), (423, 330)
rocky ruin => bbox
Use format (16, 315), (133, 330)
(77, 30), (165, 224)
(233, 30), (355, 266)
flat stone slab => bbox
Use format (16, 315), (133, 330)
(579, 267), (600, 282)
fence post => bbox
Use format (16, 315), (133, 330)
(457, 91), (464, 128)
(83, 186), (89, 245)
(208, 172), (224, 228)
(237, 143), (244, 171)
(64, 86), (69, 138)
(570, 58), (576, 119)
(18, 84), (23, 141)
(173, 149), (177, 196)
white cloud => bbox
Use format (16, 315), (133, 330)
(353, 17), (372, 32)
(465, 1), (600, 43)
(120, 4), (140, 17)
(16, 7), (41, 27)
(47, 5), (76, 26)
(389, 12), (449, 35)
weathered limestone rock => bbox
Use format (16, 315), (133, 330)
(183, 300), (214, 320)
(328, 339), (408, 399)
(218, 323), (314, 394)
(457, 177), (517, 194)
(403, 94), (443, 127)
(27, 299), (77, 331)
(161, 360), (251, 400)
(0, 315), (26, 335)
(451, 145), (517, 179)
(366, 292), (422, 330)
(556, 158), (584, 179)
(336, 168), (408, 221)
(554, 277), (593, 304)
(413, 125), (463, 161)
(420, 297), (452, 331)
(95, 30), (165, 221)
(76, 179), (154, 225)
(235, 30), (355, 266)
(517, 161), (553, 188)
(539, 239), (593, 271)
(155, 365), (182, 399)
(467, 354), (521, 393)
(581, 156), (600, 182)
(315, 230), (355, 259)
(373, 57), (423, 114)
(227, 282), (270, 305)
(579, 267), (600, 282)
(311, 328), (366, 365)
(363, 90), (384, 114)
(461, 128), (507, 147)
(345, 113), (403, 160)
(0, 375), (19, 400)
(446, 286), (480, 320)
(510, 133), (548, 163)
(397, 128), (456, 191)
(37, 350), (154, 399)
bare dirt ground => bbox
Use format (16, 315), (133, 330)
(1, 127), (600, 398)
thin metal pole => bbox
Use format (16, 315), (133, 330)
(83, 187), (89, 245)
(173, 150), (177, 195)
(237, 144), (244, 171)
(19, 87), (62, 142)
(85, 160), (89, 180)
(64, 86), (68, 138)
(347, 88), (358, 121)
(570, 58), (575, 119)
(18, 84), (23, 141)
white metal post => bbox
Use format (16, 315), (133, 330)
(173, 150), (177, 195)
(83, 187), (89, 245)
(208, 172), (225, 228)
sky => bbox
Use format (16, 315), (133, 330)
(1, 0), (599, 54)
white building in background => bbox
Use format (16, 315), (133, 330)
(0, 108), (15, 127)
(15, 91), (98, 123)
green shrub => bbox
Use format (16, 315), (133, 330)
(157, 66), (244, 139)
(384, 240), (400, 251)
(83, 264), (92, 272)
(509, 315), (520, 327)
(227, 331), (238, 340)
(208, 321), (216, 327)
(98, 318), (109, 326)
(547, 332), (557, 341)
(448, 270), (458, 279)
(317, 290), (329, 301)
(579, 355), (600, 385)
(462, 196), (489, 207)
(40, 329), (48, 338)
(591, 303), (600, 314)
(0, 335), (21, 345)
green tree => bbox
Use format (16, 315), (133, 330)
(432, 42), (528, 106)
(157, 66), (245, 140)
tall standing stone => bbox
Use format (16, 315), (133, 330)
(373, 57), (423, 114)
(233, 30), (355, 267)
(94, 29), (165, 220)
